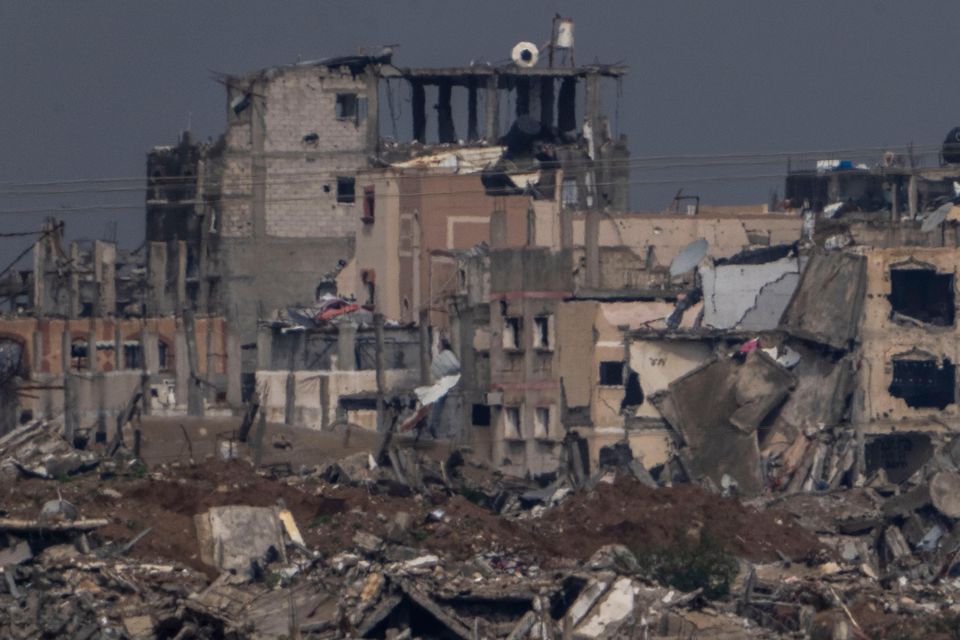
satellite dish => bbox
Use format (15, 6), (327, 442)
(669, 238), (709, 277)
(921, 202), (953, 233)
(511, 42), (539, 68)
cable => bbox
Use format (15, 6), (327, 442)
(0, 172), (795, 216)
(0, 142), (945, 193)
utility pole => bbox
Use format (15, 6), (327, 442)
(374, 313), (385, 433)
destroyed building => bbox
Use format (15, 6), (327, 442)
(146, 49), (630, 383)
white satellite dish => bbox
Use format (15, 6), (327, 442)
(669, 238), (709, 277)
(511, 42), (539, 68)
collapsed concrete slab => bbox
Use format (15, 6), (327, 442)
(194, 506), (287, 575)
(700, 255), (802, 331)
(779, 252), (867, 351)
(652, 350), (796, 494)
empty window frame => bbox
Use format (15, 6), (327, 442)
(889, 267), (955, 326)
(124, 343), (142, 370)
(472, 404), (492, 426)
(337, 177), (356, 204)
(157, 340), (172, 372)
(598, 361), (624, 386)
(889, 355), (955, 409)
(534, 406), (551, 438)
(335, 93), (358, 120)
(503, 317), (522, 350)
(533, 315), (553, 350)
(503, 406), (521, 439)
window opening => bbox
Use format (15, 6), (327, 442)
(472, 404), (491, 426)
(504, 406), (521, 438)
(534, 406), (551, 437)
(503, 317), (522, 350)
(533, 315), (552, 350)
(599, 361), (624, 386)
(889, 353), (955, 409)
(337, 177), (356, 204)
(889, 267), (954, 326)
(336, 93), (358, 120)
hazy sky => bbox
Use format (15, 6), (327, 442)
(2, 1), (959, 259)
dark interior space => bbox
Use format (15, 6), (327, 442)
(888, 356), (955, 409)
(888, 268), (955, 326)
(865, 433), (933, 484)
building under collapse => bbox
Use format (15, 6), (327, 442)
(8, 30), (960, 498)
(146, 49), (630, 377)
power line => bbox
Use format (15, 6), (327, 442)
(0, 142), (945, 194)
(0, 171), (797, 216)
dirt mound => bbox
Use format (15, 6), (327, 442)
(538, 478), (824, 563)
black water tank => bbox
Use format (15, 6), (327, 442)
(943, 127), (960, 164)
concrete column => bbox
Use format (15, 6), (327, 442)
(251, 91), (267, 240)
(87, 318), (98, 373)
(142, 329), (159, 375)
(284, 372), (296, 426)
(365, 66), (379, 153)
(184, 311), (204, 416)
(484, 75), (499, 143)
(908, 173), (918, 219)
(490, 205), (508, 249)
(256, 325), (273, 371)
(226, 329), (242, 408)
(69, 242), (81, 318)
(31, 329), (43, 375)
(205, 321), (216, 405)
(585, 208), (600, 289)
(374, 313), (385, 433)
(337, 322), (357, 371)
(467, 78), (479, 141)
(94, 240), (116, 317)
(113, 321), (124, 371)
(584, 73), (601, 134)
(61, 327), (76, 443)
(140, 327), (153, 416)
(175, 240), (187, 311)
(175, 323), (189, 409)
(147, 242), (169, 316)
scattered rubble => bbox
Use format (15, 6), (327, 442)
(2, 418), (960, 639)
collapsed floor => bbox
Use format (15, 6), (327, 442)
(2, 420), (960, 639)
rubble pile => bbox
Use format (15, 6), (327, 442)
(2, 420), (960, 638)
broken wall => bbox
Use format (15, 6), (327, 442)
(857, 247), (960, 427)
(255, 368), (420, 429)
(700, 256), (803, 330)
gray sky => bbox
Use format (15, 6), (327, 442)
(2, 0), (959, 259)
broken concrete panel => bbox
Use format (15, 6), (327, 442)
(701, 257), (801, 330)
(930, 471), (960, 518)
(574, 576), (635, 639)
(652, 351), (795, 494)
(194, 506), (286, 574)
(730, 352), (797, 433)
(779, 252), (867, 350)
(628, 340), (712, 420)
(764, 351), (855, 454)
